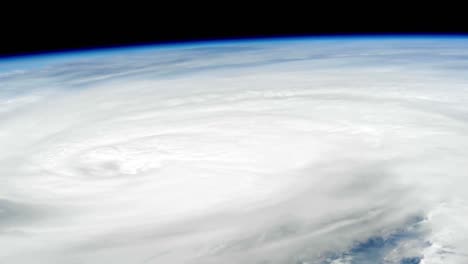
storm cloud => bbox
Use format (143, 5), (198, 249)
(1, 38), (468, 263)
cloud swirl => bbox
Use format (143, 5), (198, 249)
(1, 39), (468, 263)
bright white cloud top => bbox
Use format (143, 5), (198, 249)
(1, 37), (468, 264)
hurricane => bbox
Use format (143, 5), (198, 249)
(1, 37), (468, 263)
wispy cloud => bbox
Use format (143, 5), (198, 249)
(1, 38), (468, 263)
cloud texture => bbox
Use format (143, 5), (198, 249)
(1, 39), (468, 263)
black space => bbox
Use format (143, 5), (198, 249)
(1, 13), (467, 58)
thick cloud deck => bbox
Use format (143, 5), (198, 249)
(1, 38), (468, 263)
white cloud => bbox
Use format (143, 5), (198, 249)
(1, 39), (468, 263)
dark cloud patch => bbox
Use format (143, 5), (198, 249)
(0, 199), (47, 228)
(400, 256), (422, 264)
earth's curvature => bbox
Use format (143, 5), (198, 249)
(1, 37), (468, 264)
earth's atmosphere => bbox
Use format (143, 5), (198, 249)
(1, 37), (468, 263)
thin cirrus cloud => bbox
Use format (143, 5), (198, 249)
(0, 38), (468, 263)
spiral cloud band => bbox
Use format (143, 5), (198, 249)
(1, 38), (468, 263)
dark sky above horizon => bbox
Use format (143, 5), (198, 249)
(2, 11), (467, 58)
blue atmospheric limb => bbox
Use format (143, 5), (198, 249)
(2, 34), (468, 72)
